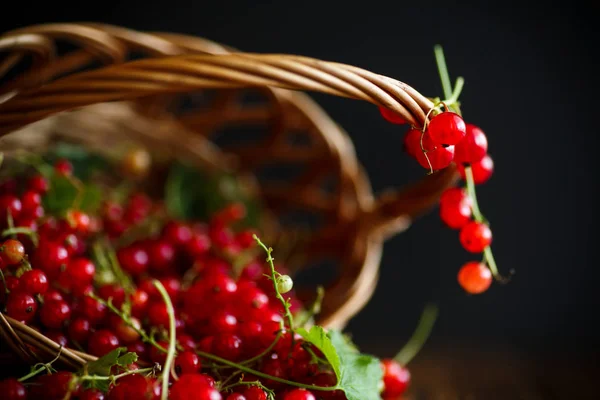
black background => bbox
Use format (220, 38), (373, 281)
(2, 0), (598, 364)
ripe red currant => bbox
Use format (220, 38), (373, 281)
(19, 269), (49, 295)
(458, 154), (494, 185)
(439, 188), (472, 230)
(66, 209), (91, 235)
(65, 257), (96, 287)
(0, 378), (27, 400)
(106, 374), (153, 400)
(68, 317), (92, 345)
(415, 131), (455, 170)
(54, 158), (74, 175)
(78, 389), (105, 400)
(27, 174), (50, 194)
(454, 123), (488, 163)
(427, 111), (466, 145)
(40, 298), (72, 329)
(88, 329), (120, 357)
(6, 291), (38, 322)
(148, 240), (175, 272)
(20, 190), (42, 215)
(282, 389), (316, 400)
(175, 351), (201, 375)
(459, 221), (492, 253)
(402, 128), (422, 158)
(211, 333), (243, 360)
(0, 195), (22, 222)
(226, 394), (246, 400)
(117, 244), (149, 276)
(379, 106), (407, 124)
(381, 359), (410, 398)
(458, 261), (492, 294)
(74, 295), (107, 324)
(33, 240), (69, 279)
(242, 386), (268, 400)
(169, 373), (222, 400)
(162, 221), (193, 247)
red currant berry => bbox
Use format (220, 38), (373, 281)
(379, 106), (407, 124)
(382, 359), (410, 398)
(45, 330), (69, 347)
(283, 389), (316, 400)
(177, 334), (197, 351)
(458, 262), (492, 294)
(74, 295), (107, 324)
(0, 195), (22, 222)
(68, 317), (92, 344)
(459, 221), (492, 253)
(162, 221), (192, 247)
(33, 240), (69, 279)
(44, 288), (64, 302)
(66, 257), (96, 286)
(236, 282), (269, 310)
(114, 317), (141, 344)
(129, 288), (150, 318)
(6, 291), (37, 322)
(149, 340), (170, 364)
(175, 351), (201, 375)
(106, 374), (152, 400)
(454, 123), (488, 163)
(415, 131), (455, 170)
(66, 209), (91, 235)
(226, 394), (246, 400)
(458, 154), (494, 185)
(88, 329), (120, 357)
(40, 299), (72, 329)
(242, 386), (268, 400)
(402, 128), (422, 158)
(54, 158), (73, 176)
(117, 244), (149, 276)
(214, 202), (246, 225)
(186, 232), (211, 258)
(427, 112), (466, 145)
(28, 175), (50, 194)
(19, 269), (49, 295)
(148, 240), (175, 272)
(20, 190), (42, 214)
(440, 198), (472, 229)
(208, 310), (238, 334)
(98, 284), (126, 308)
(147, 301), (169, 328)
(170, 374), (222, 400)
(0, 378), (27, 400)
(211, 333), (243, 360)
(312, 372), (345, 400)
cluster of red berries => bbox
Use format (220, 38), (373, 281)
(0, 155), (410, 400)
(380, 107), (497, 294)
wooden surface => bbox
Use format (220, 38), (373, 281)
(397, 345), (598, 400)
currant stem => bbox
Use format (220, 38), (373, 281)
(78, 366), (156, 382)
(434, 45), (453, 100)
(153, 280), (177, 400)
(195, 349), (337, 392)
(17, 348), (63, 382)
(253, 234), (295, 331)
(239, 328), (283, 366)
(393, 303), (438, 366)
(463, 166), (484, 222)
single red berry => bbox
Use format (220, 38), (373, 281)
(226, 394), (246, 400)
(208, 310), (238, 334)
(235, 229), (257, 249)
(454, 123), (488, 163)
(382, 359), (410, 398)
(175, 351), (201, 376)
(66, 209), (91, 235)
(78, 389), (105, 400)
(379, 106), (407, 124)
(162, 221), (193, 247)
(54, 158), (73, 175)
(0, 378), (27, 400)
(177, 334), (197, 351)
(213, 202), (246, 224)
(282, 389), (316, 400)
(440, 187), (470, 206)
(459, 221), (492, 253)
(113, 316), (142, 344)
(106, 374), (153, 400)
(74, 295), (107, 324)
(19, 269), (49, 295)
(211, 333), (243, 361)
(68, 317), (92, 344)
(6, 291), (37, 322)
(403, 128), (423, 158)
(0, 195), (22, 223)
(147, 301), (170, 328)
(427, 112), (466, 145)
(440, 200), (472, 229)
(458, 262), (492, 294)
(186, 232), (212, 258)
(44, 288), (64, 302)
(40, 298), (72, 329)
(117, 244), (149, 276)
(242, 386), (268, 400)
(65, 257), (96, 287)
(97, 284), (126, 308)
(45, 330), (69, 347)
(28, 174), (50, 194)
(88, 329), (120, 357)
(458, 154), (494, 185)
(170, 374), (222, 400)
(33, 240), (69, 280)
(20, 190), (42, 214)
(236, 282), (269, 310)
(148, 240), (175, 272)
(415, 131), (455, 170)
(149, 340), (170, 364)
(1, 239), (25, 265)
(130, 288), (150, 318)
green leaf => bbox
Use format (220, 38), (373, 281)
(297, 326), (383, 400)
(46, 142), (111, 181)
(85, 347), (138, 377)
(42, 174), (102, 215)
(164, 161), (260, 227)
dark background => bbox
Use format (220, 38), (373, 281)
(2, 1), (598, 395)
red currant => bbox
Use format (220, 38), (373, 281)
(379, 106), (407, 124)
(88, 329), (120, 357)
(243, 386), (268, 400)
(66, 209), (91, 235)
(147, 301), (170, 328)
(45, 330), (69, 347)
(0, 195), (22, 222)
(27, 174), (50, 194)
(149, 340), (170, 364)
(427, 112), (466, 145)
(381, 359), (410, 398)
(439, 188), (472, 230)
(74, 295), (107, 324)
(40, 298), (72, 329)
(208, 310), (238, 334)
(113, 317), (142, 344)
(54, 158), (74, 175)
(415, 131), (455, 170)
(18, 269), (49, 295)
(186, 232), (211, 258)
(98, 284), (126, 308)
(65, 257), (96, 287)
(282, 389), (316, 400)
(68, 317), (92, 344)
(175, 351), (201, 375)
(163, 221), (193, 247)
(0, 378), (27, 400)
(458, 262), (492, 294)
(20, 190), (42, 214)
(106, 374), (153, 400)
(459, 221), (492, 253)
(402, 128), (422, 158)
(148, 240), (175, 272)
(458, 154), (494, 185)
(117, 244), (149, 276)
(170, 373), (222, 400)
(130, 288), (150, 318)
(33, 240), (69, 279)
(6, 291), (37, 322)
(226, 394), (246, 400)
(211, 333), (243, 360)
(78, 389), (106, 400)
(454, 123), (488, 163)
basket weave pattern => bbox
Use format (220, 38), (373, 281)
(0, 23), (458, 369)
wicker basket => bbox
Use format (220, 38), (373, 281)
(0, 23), (458, 370)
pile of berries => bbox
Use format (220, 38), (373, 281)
(380, 106), (499, 294)
(0, 153), (412, 400)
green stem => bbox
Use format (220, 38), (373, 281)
(239, 329), (283, 366)
(253, 235), (295, 331)
(463, 166), (484, 222)
(78, 366), (155, 382)
(153, 280), (176, 400)
(445, 77), (465, 108)
(1, 227), (39, 246)
(17, 349), (63, 382)
(394, 304), (438, 366)
(434, 45), (453, 100)
(195, 349), (337, 392)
